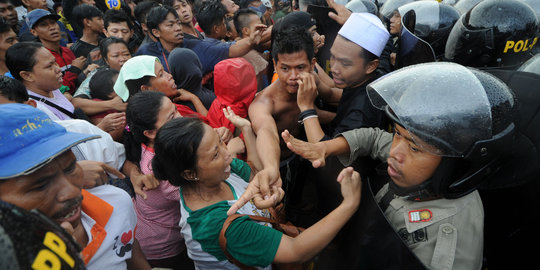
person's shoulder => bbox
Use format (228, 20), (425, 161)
(135, 41), (158, 55)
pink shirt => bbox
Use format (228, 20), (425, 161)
(134, 144), (184, 259)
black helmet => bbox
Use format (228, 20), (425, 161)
(0, 200), (86, 270)
(445, 0), (540, 69)
(520, 0), (540, 18)
(396, 1), (460, 68)
(367, 62), (516, 199)
(453, 0), (484, 15)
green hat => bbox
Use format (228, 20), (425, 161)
(113, 55), (160, 101)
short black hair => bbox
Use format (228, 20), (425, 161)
(89, 68), (119, 100)
(72, 4), (104, 29)
(146, 5), (179, 34)
(103, 9), (133, 30)
(0, 75), (28, 103)
(233, 8), (257, 37)
(5, 42), (43, 81)
(196, 0), (227, 35)
(0, 17), (11, 34)
(99, 37), (129, 59)
(134, 0), (160, 25)
(124, 91), (166, 163)
(272, 27), (314, 63)
(125, 76), (153, 99)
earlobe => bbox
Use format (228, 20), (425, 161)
(182, 170), (198, 181)
(366, 59), (380, 75)
(151, 28), (160, 39)
(19, 71), (33, 82)
(143, 129), (157, 140)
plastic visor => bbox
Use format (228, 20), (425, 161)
(367, 62), (493, 157)
(396, 8), (436, 68)
(444, 16), (494, 65)
(519, 54), (540, 75)
(379, 0), (415, 19)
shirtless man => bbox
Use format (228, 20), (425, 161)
(237, 27), (317, 211)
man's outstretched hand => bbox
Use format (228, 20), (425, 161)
(281, 129), (327, 168)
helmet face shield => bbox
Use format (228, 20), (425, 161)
(380, 0), (414, 19)
(367, 62), (493, 157)
(397, 1), (460, 67)
(518, 54), (540, 75)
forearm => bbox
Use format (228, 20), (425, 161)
(274, 201), (358, 263)
(126, 239), (151, 270)
(303, 117), (326, 143)
(122, 160), (142, 179)
(229, 38), (253, 58)
(190, 97), (208, 116)
(242, 125), (263, 172)
(337, 127), (392, 166)
(256, 127), (280, 172)
(72, 98), (114, 115)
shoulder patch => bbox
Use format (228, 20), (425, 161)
(408, 209), (432, 223)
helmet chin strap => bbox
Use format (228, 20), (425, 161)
(387, 157), (458, 201)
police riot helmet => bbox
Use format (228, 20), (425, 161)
(0, 200), (86, 269)
(453, 0), (484, 15)
(396, 1), (460, 68)
(518, 53), (540, 75)
(445, 0), (539, 69)
(379, 0), (415, 26)
(367, 62), (516, 199)
(520, 0), (540, 18)
(346, 0), (379, 15)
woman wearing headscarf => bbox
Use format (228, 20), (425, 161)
(168, 48), (216, 111)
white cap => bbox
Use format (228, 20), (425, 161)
(338, 13), (390, 57)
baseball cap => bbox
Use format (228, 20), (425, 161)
(0, 104), (100, 179)
(26, 9), (61, 29)
(338, 13), (390, 57)
(0, 200), (86, 270)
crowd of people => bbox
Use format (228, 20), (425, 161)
(0, 0), (539, 269)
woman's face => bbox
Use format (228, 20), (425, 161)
(154, 96), (181, 131)
(105, 42), (131, 71)
(195, 124), (233, 183)
(148, 61), (177, 97)
(28, 47), (63, 91)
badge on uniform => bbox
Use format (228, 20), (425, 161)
(408, 209), (432, 223)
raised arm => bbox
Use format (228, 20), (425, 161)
(227, 95), (283, 214)
(223, 106), (263, 173)
(273, 167), (361, 263)
(229, 24), (266, 58)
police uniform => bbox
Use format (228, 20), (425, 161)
(338, 127), (484, 270)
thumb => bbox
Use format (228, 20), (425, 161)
(328, 11), (338, 20)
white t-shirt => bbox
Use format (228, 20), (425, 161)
(81, 185), (137, 269)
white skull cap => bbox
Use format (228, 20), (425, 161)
(338, 13), (390, 57)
